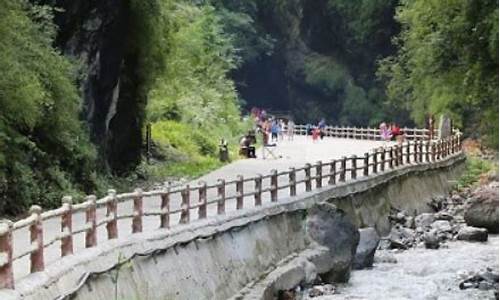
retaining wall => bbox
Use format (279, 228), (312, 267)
(0, 154), (465, 300)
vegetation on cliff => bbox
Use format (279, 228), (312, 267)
(0, 0), (99, 215)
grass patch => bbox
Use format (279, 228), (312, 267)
(456, 156), (496, 189)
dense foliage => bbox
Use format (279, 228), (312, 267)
(378, 0), (499, 147)
(143, 1), (247, 178)
(0, 0), (97, 215)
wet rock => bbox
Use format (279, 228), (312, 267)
(307, 203), (360, 283)
(431, 220), (452, 233)
(415, 213), (435, 229)
(435, 212), (454, 221)
(459, 268), (499, 292)
(353, 227), (380, 270)
(457, 226), (488, 242)
(308, 284), (336, 297)
(464, 182), (499, 233)
(388, 226), (415, 249)
(423, 230), (440, 249)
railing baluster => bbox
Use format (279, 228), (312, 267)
(380, 150), (386, 172)
(29, 205), (44, 273)
(106, 189), (118, 240)
(85, 195), (97, 248)
(388, 147), (394, 169)
(305, 163), (312, 191)
(160, 186), (170, 229)
(61, 196), (73, 257)
(198, 182), (207, 219)
(406, 142), (411, 164)
(271, 169), (278, 201)
(329, 160), (336, 185)
(289, 168), (296, 196)
(425, 141), (430, 162)
(132, 188), (143, 233)
(340, 157), (347, 182)
(316, 161), (322, 188)
(413, 142), (418, 162)
(255, 174), (262, 205)
(0, 221), (14, 289)
(419, 140), (424, 162)
(351, 155), (357, 179)
(180, 185), (190, 224)
(372, 151), (378, 174)
(363, 153), (369, 176)
(236, 175), (244, 209)
(217, 179), (225, 214)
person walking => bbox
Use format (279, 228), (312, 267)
(271, 120), (279, 142)
(318, 118), (326, 140)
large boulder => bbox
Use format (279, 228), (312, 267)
(415, 213), (435, 229)
(464, 182), (499, 233)
(457, 226), (488, 242)
(423, 229), (440, 249)
(307, 203), (360, 283)
(353, 227), (380, 269)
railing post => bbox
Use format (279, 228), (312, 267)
(217, 179), (226, 214)
(425, 141), (430, 162)
(329, 160), (336, 185)
(270, 169), (278, 202)
(399, 145), (404, 165)
(61, 196), (73, 257)
(431, 142), (436, 162)
(419, 140), (424, 162)
(106, 189), (118, 240)
(180, 185), (190, 224)
(160, 184), (171, 229)
(289, 168), (296, 196)
(363, 153), (369, 176)
(85, 195), (97, 248)
(315, 161), (322, 188)
(372, 151), (378, 174)
(380, 150), (386, 172)
(0, 221), (14, 289)
(413, 142), (418, 162)
(340, 157), (347, 182)
(132, 188), (143, 233)
(255, 174), (263, 205)
(393, 147), (399, 167)
(29, 205), (44, 273)
(388, 148), (394, 169)
(351, 155), (357, 179)
(198, 181), (207, 219)
(405, 142), (411, 164)
(236, 175), (244, 209)
(304, 164), (312, 191)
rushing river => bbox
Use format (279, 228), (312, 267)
(313, 236), (499, 300)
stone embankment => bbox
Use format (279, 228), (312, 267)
(279, 178), (499, 300)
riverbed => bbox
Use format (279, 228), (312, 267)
(315, 236), (499, 300)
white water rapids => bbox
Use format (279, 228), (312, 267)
(312, 236), (499, 300)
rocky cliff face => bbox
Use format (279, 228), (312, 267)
(51, 0), (144, 173)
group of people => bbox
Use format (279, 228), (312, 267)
(379, 122), (403, 143)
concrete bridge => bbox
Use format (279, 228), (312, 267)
(0, 126), (465, 300)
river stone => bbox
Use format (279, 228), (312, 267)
(423, 229), (440, 249)
(457, 226), (488, 242)
(415, 213), (435, 228)
(464, 182), (499, 233)
(431, 220), (452, 233)
(353, 227), (380, 269)
(307, 203), (360, 283)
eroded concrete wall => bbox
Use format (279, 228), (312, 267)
(3, 154), (465, 300)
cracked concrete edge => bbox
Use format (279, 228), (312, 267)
(231, 245), (331, 300)
(1, 153), (465, 300)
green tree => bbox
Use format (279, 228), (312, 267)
(379, 0), (498, 147)
(0, 0), (97, 214)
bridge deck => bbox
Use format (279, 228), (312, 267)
(11, 136), (388, 280)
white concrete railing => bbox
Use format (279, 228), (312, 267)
(0, 125), (462, 289)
